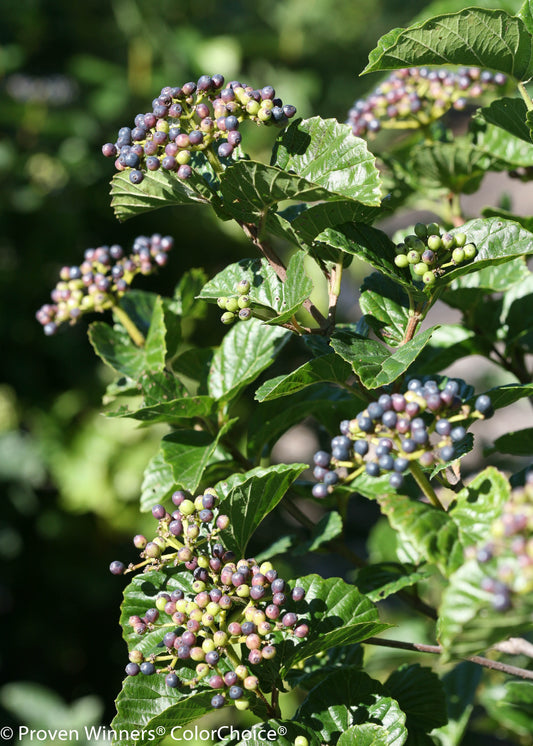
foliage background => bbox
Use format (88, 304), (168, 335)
(0, 0), (529, 740)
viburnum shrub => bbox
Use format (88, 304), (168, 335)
(38, 5), (533, 745)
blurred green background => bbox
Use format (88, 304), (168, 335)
(0, 0), (526, 738)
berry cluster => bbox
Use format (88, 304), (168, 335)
(311, 378), (493, 497)
(110, 488), (309, 710)
(102, 75), (296, 184)
(35, 234), (173, 335)
(466, 471), (533, 611)
(217, 279), (252, 324)
(347, 66), (506, 138)
(393, 222), (477, 287)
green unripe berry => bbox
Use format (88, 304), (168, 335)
(221, 311), (236, 325)
(441, 232), (455, 250)
(236, 584), (250, 598)
(259, 561), (274, 574)
(235, 665), (248, 679)
(155, 596), (168, 611)
(194, 495), (204, 510)
(197, 555), (209, 568)
(414, 222), (428, 239)
(202, 638), (216, 653)
(190, 647), (205, 661)
(195, 662), (209, 677)
(427, 235), (442, 251)
(422, 271), (436, 285)
(213, 630), (228, 646)
(463, 243), (477, 259)
(176, 149), (191, 165)
(244, 606), (256, 622)
(225, 297), (239, 313)
(234, 698), (249, 711)
(394, 254), (409, 268)
(156, 119), (169, 133)
(238, 295), (251, 309)
(189, 608), (203, 623)
(144, 542), (162, 558)
(413, 262), (429, 276)
(238, 308), (252, 321)
(201, 612), (215, 627)
(454, 232), (467, 247)
(205, 601), (221, 617)
(129, 649), (144, 664)
(153, 536), (166, 549)
(294, 737), (309, 746)
(452, 248), (465, 264)
(192, 580), (206, 593)
(405, 235), (425, 252)
(395, 242), (407, 255)
(407, 249), (420, 264)
(176, 599), (188, 613)
(257, 107), (272, 122)
(244, 675), (259, 690)
(236, 279), (250, 294)
(180, 499), (195, 516)
(427, 222), (440, 235)
(246, 100), (260, 116)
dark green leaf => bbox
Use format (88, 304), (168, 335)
(293, 511), (343, 555)
(330, 326), (438, 389)
(214, 463), (307, 555)
(363, 9), (533, 81)
(492, 427), (533, 455)
(172, 347), (214, 395)
(377, 493), (463, 577)
(468, 382), (533, 411)
(408, 142), (489, 195)
(296, 667), (407, 745)
(272, 117), (382, 205)
(171, 267), (208, 319)
(110, 166), (218, 222)
(291, 200), (386, 244)
(476, 97), (532, 145)
(161, 421), (233, 494)
(481, 206), (533, 232)
(279, 575), (390, 673)
(431, 662), (482, 746)
(519, 0), (533, 35)
(338, 724), (402, 746)
(208, 319), (291, 402)
(481, 681), (533, 738)
(255, 353), (352, 402)
(89, 322), (146, 379)
(198, 257), (281, 314)
(384, 664), (448, 735)
(360, 273), (410, 346)
(355, 563), (434, 603)
(500, 273), (533, 345)
(413, 326), (487, 375)
(109, 395), (217, 424)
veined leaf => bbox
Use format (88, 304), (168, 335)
(255, 353), (352, 402)
(476, 97), (532, 145)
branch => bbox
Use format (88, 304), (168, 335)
(365, 636), (533, 681)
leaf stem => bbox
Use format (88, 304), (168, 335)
(408, 461), (445, 511)
(518, 81), (533, 112)
(364, 636), (533, 681)
(113, 305), (146, 347)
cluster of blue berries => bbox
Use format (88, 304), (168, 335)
(394, 222), (477, 287)
(217, 278), (253, 324)
(311, 378), (493, 497)
(36, 234), (173, 336)
(466, 471), (533, 611)
(347, 66), (506, 138)
(110, 488), (308, 710)
(101, 75), (297, 184)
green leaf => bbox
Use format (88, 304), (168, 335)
(481, 681), (533, 738)
(476, 97), (532, 145)
(171, 267), (208, 319)
(384, 664), (448, 738)
(338, 724), (399, 745)
(214, 463), (307, 555)
(377, 494), (463, 577)
(272, 117), (382, 205)
(355, 563), (434, 603)
(330, 326), (438, 389)
(408, 141), (489, 195)
(109, 395), (217, 425)
(359, 273), (410, 346)
(88, 322), (145, 379)
(499, 272), (533, 345)
(293, 511), (343, 555)
(492, 427), (533, 455)
(431, 662), (482, 746)
(199, 257), (280, 311)
(296, 667), (407, 745)
(413, 326), (487, 375)
(255, 353), (351, 402)
(437, 560), (533, 659)
(161, 422), (233, 494)
(449, 467), (511, 548)
(446, 256), (530, 298)
(363, 9), (533, 81)
(290, 199), (385, 244)
(208, 318), (291, 402)
(518, 0), (533, 36)
(140, 451), (175, 512)
(110, 166), (218, 222)
(468, 382), (533, 411)
(279, 575), (390, 674)
(264, 251), (313, 325)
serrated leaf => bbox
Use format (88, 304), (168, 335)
(140, 451), (175, 512)
(449, 467), (511, 548)
(293, 511), (343, 555)
(264, 251), (313, 325)
(519, 0), (533, 34)
(476, 97), (532, 145)
(208, 318), (291, 402)
(213, 463), (307, 555)
(278, 575), (390, 674)
(199, 257), (280, 308)
(360, 273), (410, 346)
(408, 142), (489, 195)
(88, 322), (146, 379)
(161, 421), (233, 494)
(363, 9), (533, 81)
(291, 200), (385, 244)
(296, 667), (407, 745)
(108, 395), (217, 425)
(338, 724), (396, 746)
(110, 167), (218, 222)
(385, 664), (448, 740)
(272, 117), (382, 205)
(255, 353), (352, 402)
(499, 272), (533, 345)
(171, 267), (208, 318)
(492, 427), (533, 455)
(330, 326), (438, 389)
(447, 256), (530, 297)
(437, 560), (533, 659)
(355, 563), (434, 603)
(378, 494), (463, 577)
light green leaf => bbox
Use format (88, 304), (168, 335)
(108, 395), (217, 424)
(481, 681), (533, 737)
(408, 142), (489, 195)
(264, 251), (313, 325)
(208, 318), (291, 402)
(330, 326), (438, 389)
(255, 353), (351, 402)
(219, 721), (319, 746)
(518, 0), (533, 36)
(214, 463), (307, 555)
(291, 200), (385, 244)
(140, 451), (175, 512)
(272, 117), (382, 205)
(449, 467), (511, 548)
(363, 9), (533, 81)
(468, 382), (533, 411)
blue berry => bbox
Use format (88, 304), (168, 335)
(140, 661), (156, 675)
(378, 455), (395, 471)
(323, 471), (339, 486)
(367, 402), (384, 420)
(394, 457), (409, 473)
(435, 419), (451, 436)
(218, 142), (234, 158)
(313, 450), (330, 468)
(382, 410), (397, 428)
(125, 662), (140, 676)
(357, 415), (373, 433)
(440, 445), (455, 462)
(401, 438), (416, 453)
(378, 394), (392, 411)
(354, 439), (369, 457)
(450, 426), (466, 442)
(109, 560), (125, 575)
(129, 169), (144, 184)
(389, 472), (404, 489)
(312, 483), (328, 499)
(475, 394), (492, 414)
(229, 685), (244, 700)
(211, 694), (225, 709)
(166, 673), (179, 688)
(366, 462), (380, 477)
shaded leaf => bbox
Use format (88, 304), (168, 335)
(293, 511), (343, 555)
(481, 681), (533, 738)
(360, 273), (410, 346)
(431, 662), (482, 746)
(492, 427), (533, 455)
(355, 563), (434, 603)
(384, 664), (448, 737)
(255, 353), (352, 402)
(475, 97), (532, 146)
